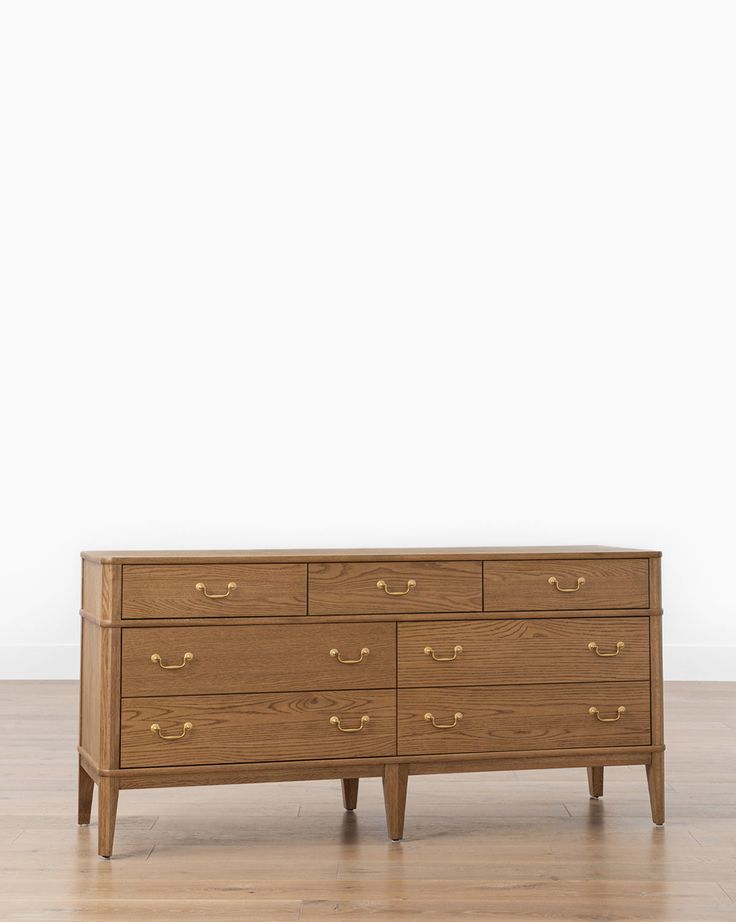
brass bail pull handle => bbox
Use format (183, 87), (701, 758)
(424, 645), (463, 662)
(151, 652), (194, 670)
(376, 578), (416, 596)
(588, 641), (625, 657)
(150, 721), (193, 740)
(330, 715), (370, 733)
(330, 647), (370, 664)
(424, 711), (463, 729)
(548, 576), (586, 593)
(195, 581), (237, 599)
(589, 706), (626, 722)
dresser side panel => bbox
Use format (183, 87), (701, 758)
(82, 560), (120, 623)
(80, 618), (102, 764)
(649, 557), (664, 748)
(82, 560), (103, 618)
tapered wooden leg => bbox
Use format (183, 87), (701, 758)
(382, 764), (408, 841)
(98, 777), (119, 858)
(78, 760), (95, 824)
(587, 766), (604, 799)
(341, 778), (359, 811)
(646, 751), (665, 825)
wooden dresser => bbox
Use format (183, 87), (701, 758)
(78, 546), (664, 858)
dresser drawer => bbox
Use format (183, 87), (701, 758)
(121, 689), (396, 767)
(398, 681), (650, 755)
(308, 561), (482, 615)
(121, 564), (307, 618)
(398, 617), (649, 687)
(122, 622), (396, 696)
(483, 559), (650, 611)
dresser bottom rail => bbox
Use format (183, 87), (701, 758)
(80, 743), (663, 789)
(78, 742), (665, 857)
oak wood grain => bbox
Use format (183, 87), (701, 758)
(81, 560), (104, 620)
(81, 560), (119, 624)
(398, 681), (651, 755)
(120, 690), (396, 768)
(79, 619), (101, 764)
(121, 564), (307, 618)
(99, 624), (121, 772)
(398, 617), (649, 687)
(308, 561), (482, 615)
(484, 558), (650, 611)
(122, 622), (396, 696)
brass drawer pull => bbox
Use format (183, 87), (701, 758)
(376, 578), (416, 596)
(150, 652), (194, 669)
(424, 711), (463, 729)
(588, 641), (624, 657)
(548, 576), (586, 593)
(589, 706), (626, 722)
(424, 645), (463, 662)
(330, 647), (370, 664)
(150, 721), (193, 740)
(195, 581), (237, 599)
(330, 715), (370, 733)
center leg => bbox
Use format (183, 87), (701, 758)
(382, 764), (408, 841)
(341, 778), (359, 811)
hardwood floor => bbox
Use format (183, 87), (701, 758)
(1, 681), (735, 921)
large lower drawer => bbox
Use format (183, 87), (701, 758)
(308, 561), (482, 615)
(122, 622), (396, 696)
(121, 689), (396, 767)
(398, 617), (649, 687)
(483, 559), (650, 611)
(398, 681), (650, 755)
(121, 564), (307, 618)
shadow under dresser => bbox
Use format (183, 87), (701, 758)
(78, 546), (664, 857)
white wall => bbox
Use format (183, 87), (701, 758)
(1, 1), (734, 681)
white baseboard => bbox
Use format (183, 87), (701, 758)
(0, 644), (734, 681)
(0, 644), (80, 680)
(663, 644), (736, 681)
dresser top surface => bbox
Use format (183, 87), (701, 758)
(82, 546), (661, 565)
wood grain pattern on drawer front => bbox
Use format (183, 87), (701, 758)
(121, 690), (396, 767)
(121, 564), (306, 618)
(308, 562), (482, 615)
(483, 559), (649, 611)
(398, 681), (651, 756)
(122, 622), (396, 696)
(398, 618), (649, 687)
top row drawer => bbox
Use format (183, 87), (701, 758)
(120, 559), (650, 618)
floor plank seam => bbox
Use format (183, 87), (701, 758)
(717, 882), (735, 904)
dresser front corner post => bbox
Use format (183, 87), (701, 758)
(646, 751), (665, 825)
(97, 776), (120, 859)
